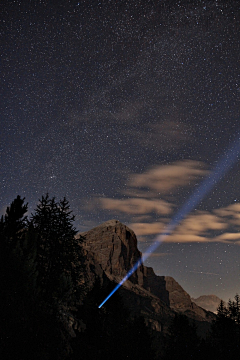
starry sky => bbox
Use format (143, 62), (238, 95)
(1, 0), (240, 302)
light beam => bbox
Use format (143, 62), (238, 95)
(98, 137), (240, 308)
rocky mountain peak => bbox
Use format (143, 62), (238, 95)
(192, 295), (222, 313)
(80, 219), (142, 282)
(77, 220), (215, 333)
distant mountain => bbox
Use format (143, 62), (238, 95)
(77, 220), (215, 335)
(192, 295), (222, 313)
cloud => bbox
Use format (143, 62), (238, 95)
(100, 197), (172, 215)
(214, 203), (240, 226)
(214, 232), (240, 243)
(107, 100), (144, 124)
(128, 160), (208, 193)
(123, 189), (158, 198)
(95, 160), (208, 219)
(87, 160), (208, 218)
(128, 209), (239, 244)
(214, 203), (240, 217)
(129, 211), (227, 239)
(159, 211), (228, 243)
(87, 159), (240, 245)
(166, 233), (210, 243)
(129, 222), (166, 235)
(135, 120), (193, 151)
(176, 212), (227, 233)
(130, 215), (152, 222)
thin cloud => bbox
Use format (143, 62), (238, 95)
(129, 222), (166, 235)
(130, 207), (240, 244)
(166, 233), (210, 243)
(87, 159), (240, 245)
(128, 160), (208, 193)
(163, 211), (228, 243)
(130, 215), (152, 222)
(214, 232), (240, 243)
(100, 197), (172, 215)
(214, 203), (240, 216)
(129, 211), (227, 239)
(123, 189), (157, 198)
(129, 120), (191, 152)
(107, 100), (143, 123)
(93, 160), (209, 219)
(176, 212), (227, 233)
(214, 203), (240, 227)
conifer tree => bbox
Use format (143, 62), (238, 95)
(30, 194), (81, 301)
(163, 313), (200, 360)
(228, 294), (240, 325)
(0, 194), (82, 359)
(0, 196), (40, 359)
(206, 297), (240, 360)
(71, 279), (155, 360)
(0, 195), (28, 245)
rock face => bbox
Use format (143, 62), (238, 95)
(80, 219), (143, 282)
(163, 276), (215, 322)
(77, 220), (215, 333)
(192, 295), (222, 313)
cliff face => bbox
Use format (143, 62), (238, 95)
(77, 220), (215, 332)
(80, 219), (143, 282)
(164, 276), (215, 322)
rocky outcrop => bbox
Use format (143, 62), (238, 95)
(80, 219), (143, 282)
(77, 220), (215, 333)
(163, 276), (215, 322)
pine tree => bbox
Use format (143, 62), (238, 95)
(163, 313), (200, 360)
(206, 297), (240, 360)
(0, 196), (41, 359)
(71, 279), (155, 360)
(0, 195), (28, 245)
(0, 195), (80, 359)
(228, 294), (240, 325)
(30, 194), (82, 301)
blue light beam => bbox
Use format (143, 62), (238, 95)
(98, 137), (240, 308)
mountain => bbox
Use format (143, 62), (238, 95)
(192, 295), (222, 313)
(77, 219), (215, 334)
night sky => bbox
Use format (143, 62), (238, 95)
(1, 0), (240, 302)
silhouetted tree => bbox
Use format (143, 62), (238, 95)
(163, 313), (200, 360)
(0, 195), (28, 245)
(203, 297), (240, 360)
(0, 196), (65, 360)
(0, 195), (80, 359)
(30, 194), (81, 301)
(71, 279), (155, 360)
(228, 294), (240, 326)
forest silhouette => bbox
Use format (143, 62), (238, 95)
(0, 195), (239, 359)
